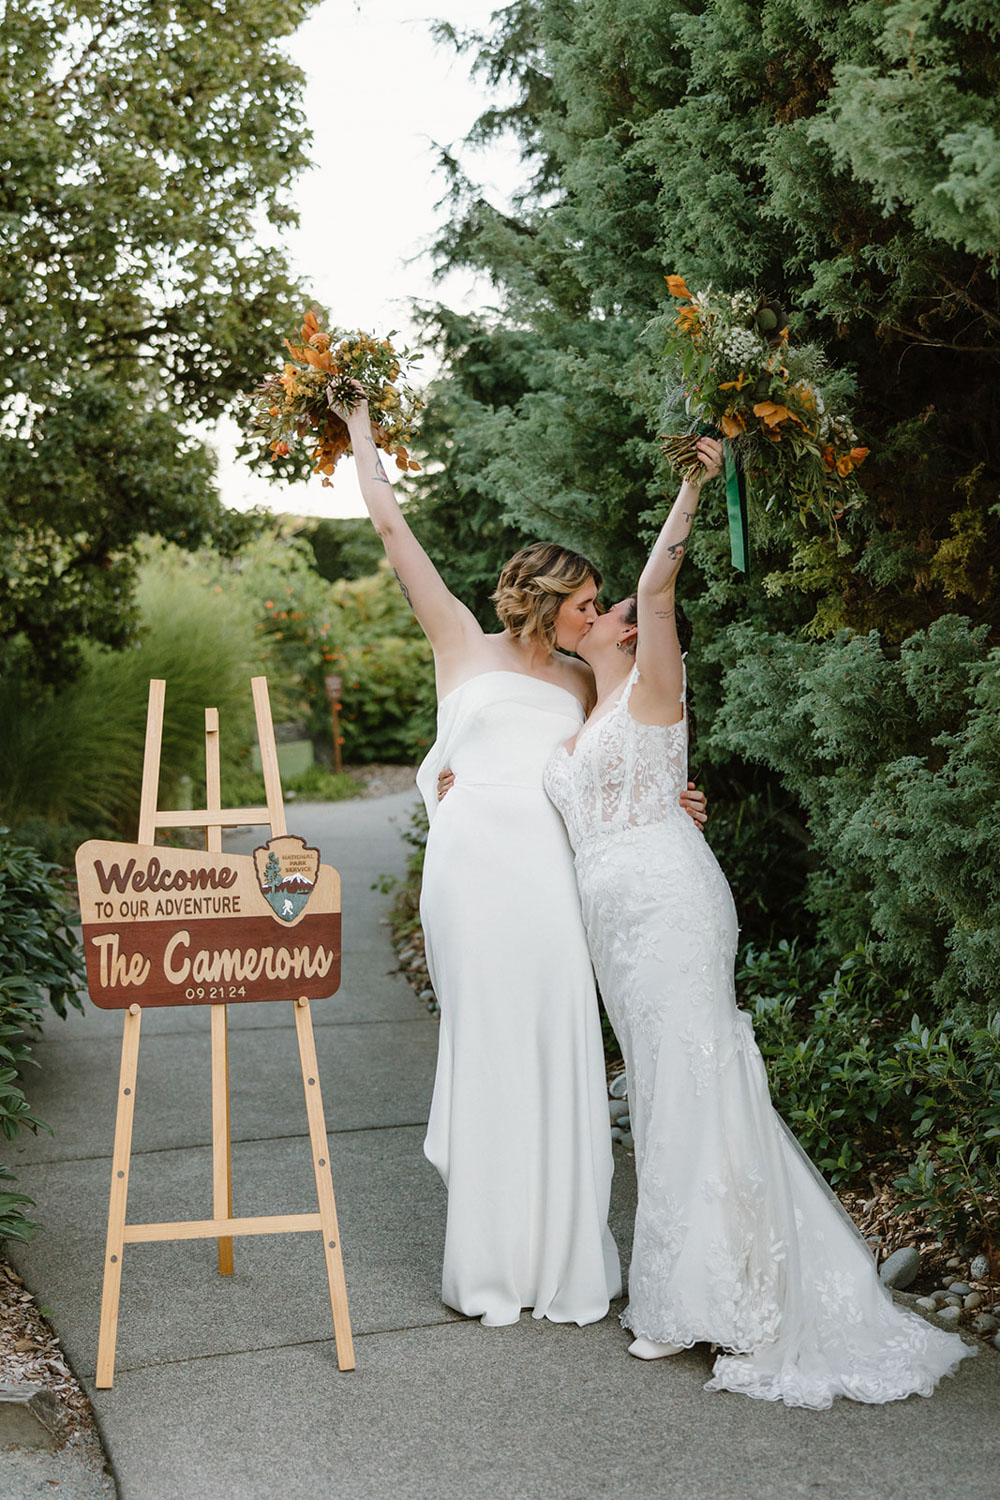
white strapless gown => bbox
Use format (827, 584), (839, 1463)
(544, 664), (972, 1406)
(416, 671), (621, 1326)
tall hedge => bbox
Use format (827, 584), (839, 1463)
(409, 0), (1000, 1003)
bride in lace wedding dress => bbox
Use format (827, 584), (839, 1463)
(543, 436), (973, 1407)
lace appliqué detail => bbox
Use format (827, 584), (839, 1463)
(544, 664), (974, 1407)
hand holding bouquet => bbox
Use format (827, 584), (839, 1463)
(246, 310), (424, 487)
(657, 276), (868, 548)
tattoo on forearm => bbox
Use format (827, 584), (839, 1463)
(394, 569), (413, 610)
(362, 434), (390, 481)
(666, 542), (686, 561)
(683, 511), (695, 523)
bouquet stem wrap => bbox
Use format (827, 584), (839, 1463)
(725, 445), (750, 579)
(700, 423), (750, 579)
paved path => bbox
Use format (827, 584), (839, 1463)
(10, 791), (999, 1500)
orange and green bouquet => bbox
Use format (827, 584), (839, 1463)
(246, 310), (424, 486)
(657, 275), (868, 534)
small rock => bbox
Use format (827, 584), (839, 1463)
(973, 1313), (998, 1335)
(948, 1281), (972, 1296)
(609, 1098), (630, 1122)
(618, 1131), (634, 1149)
(946, 1255), (962, 1269)
(915, 1297), (938, 1311)
(943, 1295), (963, 1308)
(618, 1114), (631, 1131)
(610, 1126), (623, 1143)
(938, 1305), (962, 1322)
(964, 1292), (983, 1311)
(993, 1332), (1000, 1353)
(0, 1383), (66, 1450)
(609, 1074), (628, 1100)
(970, 1254), (990, 1280)
(878, 1246), (920, 1291)
(419, 988), (435, 1001)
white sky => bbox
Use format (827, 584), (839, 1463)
(213, 0), (523, 520)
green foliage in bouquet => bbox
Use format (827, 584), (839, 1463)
(245, 310), (424, 486)
(657, 276), (869, 535)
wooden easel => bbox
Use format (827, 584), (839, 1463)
(95, 676), (354, 1387)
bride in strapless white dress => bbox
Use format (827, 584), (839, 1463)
(341, 386), (652, 1324)
(544, 437), (973, 1405)
(417, 671), (619, 1323)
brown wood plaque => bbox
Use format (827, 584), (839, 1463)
(76, 836), (341, 1008)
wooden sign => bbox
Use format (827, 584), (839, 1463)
(324, 673), (342, 702)
(85, 676), (355, 1389)
(76, 837), (341, 1008)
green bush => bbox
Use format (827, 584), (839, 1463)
(0, 832), (85, 1245)
(0, 545), (263, 849)
(212, 530), (436, 764)
(739, 939), (1000, 1251)
(718, 617), (1000, 1022)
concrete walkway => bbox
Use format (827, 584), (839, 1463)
(9, 791), (999, 1500)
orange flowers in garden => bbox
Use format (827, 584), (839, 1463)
(246, 310), (424, 487)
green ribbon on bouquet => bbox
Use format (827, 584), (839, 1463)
(700, 424), (751, 581)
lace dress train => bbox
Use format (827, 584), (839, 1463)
(544, 665), (972, 1407)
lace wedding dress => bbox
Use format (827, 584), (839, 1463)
(544, 664), (972, 1406)
(416, 671), (621, 1326)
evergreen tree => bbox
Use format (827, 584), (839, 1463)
(416, 0), (1000, 989)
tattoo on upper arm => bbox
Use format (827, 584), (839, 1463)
(394, 569), (413, 610)
(666, 542), (686, 561)
(654, 606), (676, 620)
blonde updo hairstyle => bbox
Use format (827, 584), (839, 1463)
(492, 542), (602, 653)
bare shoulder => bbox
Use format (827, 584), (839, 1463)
(554, 653), (597, 711)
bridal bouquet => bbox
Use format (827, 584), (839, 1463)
(246, 310), (424, 485)
(657, 276), (868, 539)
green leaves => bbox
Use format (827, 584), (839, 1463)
(1, 0), (318, 681)
(0, 831), (83, 1246)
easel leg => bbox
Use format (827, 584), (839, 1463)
(211, 1004), (234, 1275)
(293, 998), (355, 1371)
(96, 1005), (142, 1389)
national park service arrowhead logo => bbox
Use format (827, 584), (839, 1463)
(252, 835), (320, 923)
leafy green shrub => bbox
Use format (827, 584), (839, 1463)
(739, 938), (1000, 1250)
(0, 833), (85, 1245)
(719, 617), (1000, 1021)
(215, 530), (436, 764)
(0, 545), (263, 846)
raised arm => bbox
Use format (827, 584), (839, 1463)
(340, 394), (479, 659)
(633, 436), (723, 715)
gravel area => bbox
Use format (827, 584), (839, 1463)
(0, 1260), (115, 1496)
(342, 762), (417, 798)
